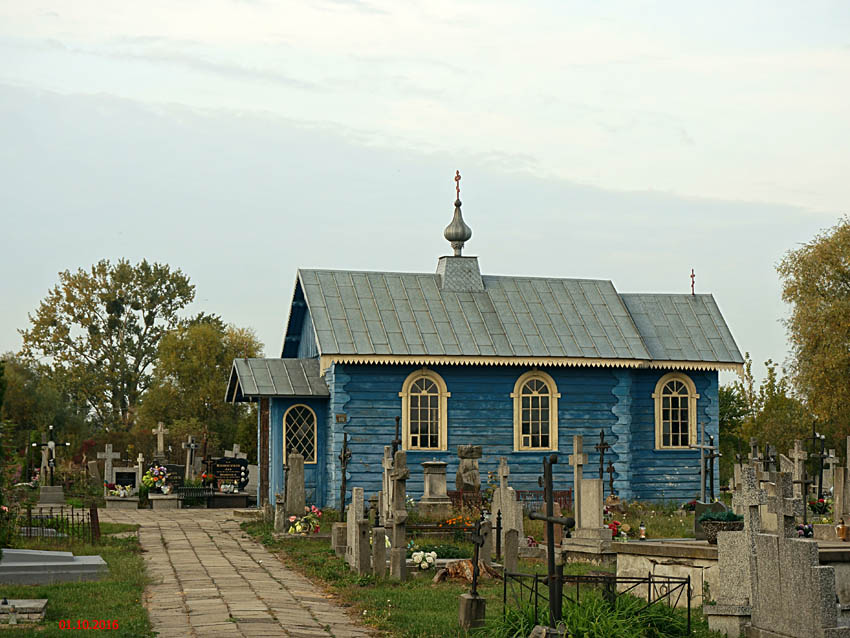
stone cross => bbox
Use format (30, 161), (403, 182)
(224, 444), (247, 460)
(153, 422), (169, 459)
(97, 444), (120, 492)
(389, 450), (409, 581)
(37, 432), (49, 481)
(498, 456), (510, 491)
(767, 473), (803, 538)
(568, 435), (587, 529)
(136, 453), (145, 487)
(594, 429), (610, 482)
(825, 448), (839, 490)
(732, 466), (768, 607)
(182, 435), (199, 481)
(789, 440), (808, 496)
(690, 422), (716, 502)
(380, 446), (394, 526)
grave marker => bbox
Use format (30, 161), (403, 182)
(223, 444), (247, 460)
(97, 444), (120, 496)
(568, 435), (587, 529)
(181, 435), (199, 481)
(389, 450), (409, 581)
(153, 422), (169, 460)
(284, 453), (305, 518)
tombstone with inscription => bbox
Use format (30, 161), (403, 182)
(209, 457), (250, 507)
(418, 460), (452, 519)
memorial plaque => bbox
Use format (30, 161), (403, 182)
(165, 464), (185, 488)
(211, 458), (250, 491)
(114, 470), (137, 488)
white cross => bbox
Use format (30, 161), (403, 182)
(153, 422), (169, 455)
(97, 444), (121, 488)
(569, 435), (587, 529)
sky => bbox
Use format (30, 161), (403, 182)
(1, 1), (848, 383)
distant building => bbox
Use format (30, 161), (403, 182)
(227, 180), (743, 507)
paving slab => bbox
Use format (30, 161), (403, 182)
(100, 508), (374, 638)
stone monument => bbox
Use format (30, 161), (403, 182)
(490, 457), (524, 553)
(284, 453), (306, 519)
(389, 451), (409, 581)
(418, 460), (452, 519)
(455, 445), (482, 493)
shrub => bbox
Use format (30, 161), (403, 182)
(698, 509), (743, 523)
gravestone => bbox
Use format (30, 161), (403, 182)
(164, 465), (185, 488)
(284, 453), (305, 518)
(97, 445), (120, 496)
(0, 549), (108, 585)
(694, 501), (726, 541)
(346, 487), (366, 571)
(246, 464), (259, 497)
(211, 457), (250, 491)
(152, 422), (169, 461)
(182, 435), (199, 481)
(224, 444), (248, 460)
(372, 527), (387, 577)
(567, 478), (613, 550)
(135, 453), (145, 489)
(112, 469), (137, 490)
(504, 528), (519, 573)
(419, 460), (452, 518)
(825, 449), (839, 492)
(87, 461), (101, 483)
(332, 522), (347, 558)
(705, 465), (765, 636)
(479, 519), (492, 567)
(568, 435), (587, 529)
(390, 450), (409, 581)
(380, 446), (394, 526)
(456, 445), (482, 493)
(273, 493), (287, 532)
(490, 457), (524, 553)
(789, 440), (808, 497)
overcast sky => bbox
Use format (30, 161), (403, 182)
(1, 1), (848, 383)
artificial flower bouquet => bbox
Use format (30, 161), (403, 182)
(107, 483), (133, 497)
(411, 550), (437, 570)
(286, 505), (322, 535)
(142, 466), (169, 490)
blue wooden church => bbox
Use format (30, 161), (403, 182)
(227, 179), (743, 507)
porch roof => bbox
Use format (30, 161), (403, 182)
(226, 358), (329, 403)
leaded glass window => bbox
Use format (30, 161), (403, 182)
(520, 379), (551, 449)
(284, 404), (317, 464)
(408, 377), (440, 449)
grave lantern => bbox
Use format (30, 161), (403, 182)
(639, 521), (646, 540)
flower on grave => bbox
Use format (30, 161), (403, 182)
(286, 505), (322, 535)
(289, 516), (297, 522)
(142, 466), (169, 489)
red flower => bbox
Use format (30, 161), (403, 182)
(819, 499), (825, 503)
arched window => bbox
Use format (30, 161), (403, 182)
(399, 369), (450, 451)
(511, 370), (560, 451)
(652, 373), (699, 449)
(283, 404), (317, 464)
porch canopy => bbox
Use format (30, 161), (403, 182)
(226, 358), (330, 402)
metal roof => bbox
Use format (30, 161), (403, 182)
(226, 358), (329, 402)
(620, 293), (744, 363)
(290, 269), (743, 364)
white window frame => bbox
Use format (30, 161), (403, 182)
(511, 370), (560, 452)
(283, 403), (318, 464)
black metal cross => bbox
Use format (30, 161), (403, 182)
(606, 460), (616, 497)
(528, 454), (576, 630)
(595, 430), (610, 482)
(705, 435), (721, 501)
(469, 513), (485, 597)
(391, 416), (402, 457)
(338, 433), (352, 514)
(30, 425), (70, 486)
(793, 466), (814, 526)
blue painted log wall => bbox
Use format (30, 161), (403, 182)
(265, 362), (720, 509)
(269, 396), (328, 506)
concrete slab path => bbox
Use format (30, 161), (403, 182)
(100, 509), (373, 638)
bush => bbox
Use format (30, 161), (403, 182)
(698, 509), (743, 523)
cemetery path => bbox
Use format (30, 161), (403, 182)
(100, 509), (374, 638)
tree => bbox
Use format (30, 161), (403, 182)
(137, 315), (262, 460)
(778, 217), (850, 442)
(19, 259), (194, 431)
(718, 382), (748, 483)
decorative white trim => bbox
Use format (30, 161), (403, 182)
(319, 354), (742, 375)
(652, 373), (700, 451)
(510, 370), (560, 452)
(398, 368), (450, 452)
(283, 403), (318, 465)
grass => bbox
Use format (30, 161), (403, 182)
(100, 522), (140, 535)
(0, 533), (152, 637)
(241, 519), (616, 638)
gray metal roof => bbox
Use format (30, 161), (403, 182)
(296, 269), (652, 359)
(291, 268), (742, 364)
(226, 358), (329, 402)
(620, 294), (744, 363)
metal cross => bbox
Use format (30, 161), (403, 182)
(689, 422), (716, 501)
(595, 430), (610, 483)
(705, 435), (721, 501)
(529, 454), (575, 630)
(454, 170), (461, 200)
(469, 513), (485, 597)
(391, 415), (402, 457)
(808, 429), (827, 499)
(606, 460), (616, 497)
(31, 425), (70, 487)
(792, 466), (814, 525)
(338, 433), (352, 514)
(690, 268), (695, 295)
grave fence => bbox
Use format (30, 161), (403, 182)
(16, 504), (101, 545)
(503, 571), (692, 632)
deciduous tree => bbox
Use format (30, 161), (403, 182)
(19, 260), (194, 431)
(778, 217), (850, 441)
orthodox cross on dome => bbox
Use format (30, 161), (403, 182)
(444, 170), (472, 256)
(690, 269), (695, 295)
